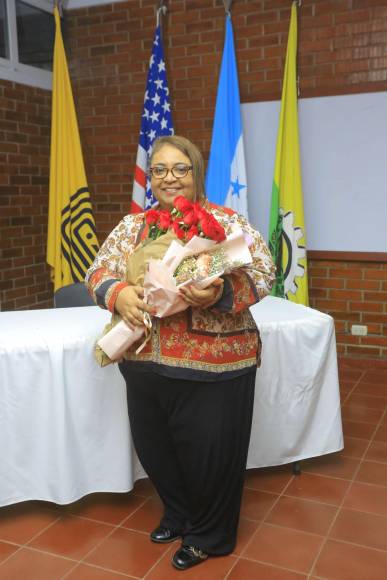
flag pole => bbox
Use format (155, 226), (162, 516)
(223, 0), (233, 14)
(157, 1), (167, 29)
(54, 0), (63, 17)
(294, 0), (301, 97)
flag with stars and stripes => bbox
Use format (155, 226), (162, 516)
(205, 15), (249, 219)
(131, 25), (174, 213)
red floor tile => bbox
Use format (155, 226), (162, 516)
(374, 424), (387, 443)
(330, 507), (387, 551)
(240, 489), (279, 521)
(243, 523), (323, 573)
(365, 440), (387, 463)
(132, 478), (157, 498)
(28, 515), (114, 560)
(84, 527), (169, 578)
(0, 541), (19, 563)
(343, 481), (387, 517)
(65, 492), (146, 525)
(361, 369), (387, 386)
(302, 452), (359, 480)
(341, 403), (384, 424)
(0, 547), (76, 580)
(233, 518), (260, 556)
(342, 419), (375, 439)
(342, 436), (369, 458)
(345, 392), (387, 410)
(338, 368), (364, 382)
(355, 460), (387, 487)
(65, 562), (135, 579)
(0, 504), (60, 545)
(266, 496), (337, 536)
(314, 538), (387, 580)
(339, 378), (357, 391)
(227, 558), (307, 579)
(244, 465), (294, 494)
(340, 359), (387, 371)
(120, 496), (163, 533)
(354, 383), (387, 397)
(284, 472), (350, 505)
(146, 548), (236, 579)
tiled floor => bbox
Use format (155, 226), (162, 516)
(1, 358), (387, 579)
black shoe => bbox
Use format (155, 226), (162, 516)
(150, 526), (180, 543)
(172, 545), (208, 570)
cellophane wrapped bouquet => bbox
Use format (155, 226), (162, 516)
(96, 196), (253, 364)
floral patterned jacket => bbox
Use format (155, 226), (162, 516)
(86, 203), (276, 381)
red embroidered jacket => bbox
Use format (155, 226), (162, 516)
(86, 203), (275, 380)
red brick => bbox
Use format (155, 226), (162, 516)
(315, 299), (348, 312)
(347, 279), (381, 290)
(330, 268), (363, 279)
(347, 345), (381, 357)
(364, 291), (387, 302)
(312, 277), (345, 289)
(350, 301), (384, 313)
(367, 270), (387, 280)
(330, 289), (362, 301)
(361, 336), (387, 348)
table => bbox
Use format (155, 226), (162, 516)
(248, 297), (343, 469)
(0, 297), (343, 507)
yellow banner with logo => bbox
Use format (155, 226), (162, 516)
(47, 7), (99, 292)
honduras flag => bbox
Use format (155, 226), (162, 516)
(206, 15), (248, 218)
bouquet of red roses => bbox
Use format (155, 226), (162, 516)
(96, 197), (252, 364)
(145, 196), (227, 244)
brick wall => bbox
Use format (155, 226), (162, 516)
(1, 0), (386, 357)
(309, 256), (387, 359)
(0, 81), (52, 310)
(64, 0), (387, 242)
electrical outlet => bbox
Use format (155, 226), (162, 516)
(351, 325), (368, 336)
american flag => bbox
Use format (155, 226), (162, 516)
(131, 25), (174, 213)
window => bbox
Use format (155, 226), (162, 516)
(0, 0), (54, 90)
(0, 0), (9, 59)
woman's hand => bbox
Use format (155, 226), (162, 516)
(115, 285), (155, 329)
(179, 278), (224, 309)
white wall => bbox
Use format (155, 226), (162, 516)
(242, 91), (387, 252)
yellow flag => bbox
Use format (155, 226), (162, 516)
(268, 2), (308, 305)
(47, 7), (99, 292)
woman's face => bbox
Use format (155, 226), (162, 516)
(150, 144), (195, 210)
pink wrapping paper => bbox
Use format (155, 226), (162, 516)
(97, 226), (252, 361)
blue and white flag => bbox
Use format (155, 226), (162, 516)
(131, 25), (174, 213)
(205, 15), (248, 218)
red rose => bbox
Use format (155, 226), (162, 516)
(192, 203), (208, 221)
(186, 224), (199, 241)
(174, 196), (193, 214)
(200, 214), (226, 242)
(158, 210), (172, 230)
(172, 220), (185, 240)
(183, 210), (197, 227)
(145, 209), (160, 225)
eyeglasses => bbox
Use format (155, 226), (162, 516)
(148, 164), (193, 179)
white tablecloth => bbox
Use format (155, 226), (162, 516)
(0, 297), (342, 507)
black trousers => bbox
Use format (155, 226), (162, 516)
(119, 363), (256, 555)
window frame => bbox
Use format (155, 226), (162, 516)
(0, 0), (54, 90)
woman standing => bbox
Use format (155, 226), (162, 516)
(86, 135), (275, 571)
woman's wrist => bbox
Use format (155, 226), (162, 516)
(108, 281), (129, 313)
